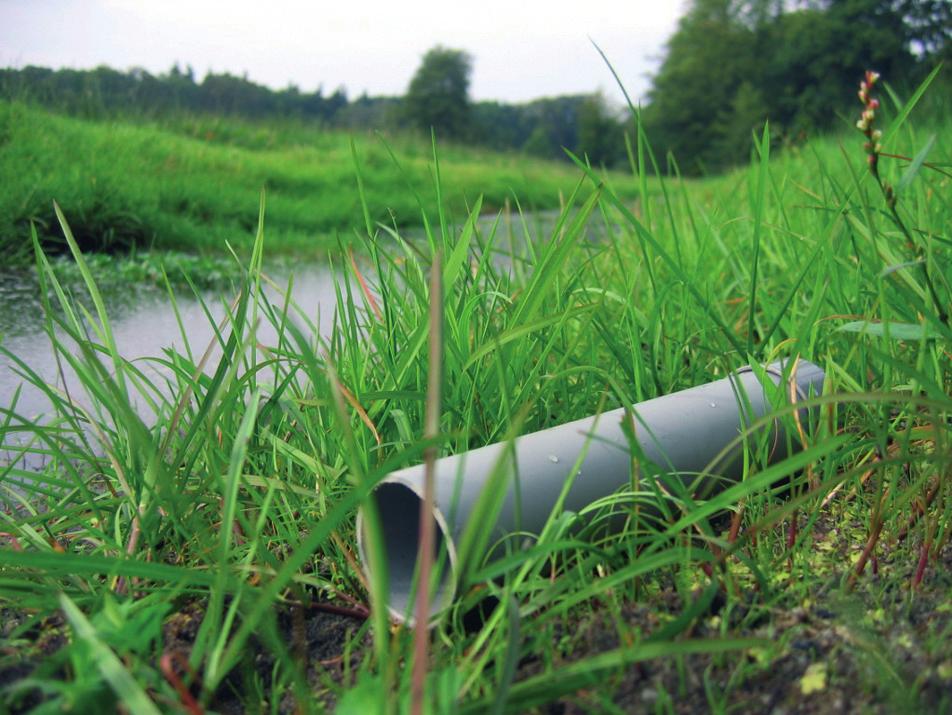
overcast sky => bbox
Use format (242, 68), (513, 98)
(0, 0), (685, 105)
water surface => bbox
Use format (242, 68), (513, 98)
(0, 262), (341, 430)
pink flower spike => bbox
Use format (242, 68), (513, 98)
(869, 98), (880, 110)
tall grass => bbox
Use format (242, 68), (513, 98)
(0, 72), (950, 713)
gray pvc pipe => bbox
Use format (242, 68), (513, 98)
(358, 360), (824, 624)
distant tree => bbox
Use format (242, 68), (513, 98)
(643, 0), (929, 172)
(797, 0), (950, 61)
(762, 0), (912, 134)
(515, 95), (590, 160)
(522, 125), (555, 158)
(894, 0), (951, 60)
(470, 101), (530, 150)
(404, 46), (473, 139)
(714, 81), (769, 162)
(163, 63), (199, 112)
(643, 0), (757, 172)
(334, 94), (404, 130)
(576, 92), (625, 167)
(199, 71), (278, 117)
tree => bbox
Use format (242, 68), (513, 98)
(761, 0), (911, 134)
(714, 81), (769, 162)
(576, 93), (625, 167)
(895, 0), (951, 60)
(404, 46), (473, 139)
(643, 0), (924, 172)
(799, 0), (950, 61)
(643, 0), (757, 172)
(519, 95), (589, 160)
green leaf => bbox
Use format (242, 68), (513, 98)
(59, 593), (162, 715)
(880, 259), (925, 277)
(443, 195), (483, 290)
(896, 134), (936, 194)
(463, 304), (595, 369)
(838, 321), (940, 341)
(53, 203), (128, 400)
(336, 672), (389, 715)
(882, 64), (942, 146)
(0, 549), (220, 587)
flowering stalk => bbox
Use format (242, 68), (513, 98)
(856, 71), (949, 326)
(856, 71), (890, 204)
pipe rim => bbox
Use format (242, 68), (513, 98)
(356, 476), (459, 627)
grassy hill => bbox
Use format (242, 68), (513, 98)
(0, 101), (635, 260)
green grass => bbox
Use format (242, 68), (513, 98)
(0, 74), (950, 713)
(0, 100), (633, 261)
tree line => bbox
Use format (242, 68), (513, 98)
(0, 60), (620, 166)
(1, 0), (947, 173)
(642, 0), (950, 173)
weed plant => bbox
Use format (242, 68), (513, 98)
(0, 71), (950, 713)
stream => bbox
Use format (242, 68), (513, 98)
(0, 209), (614, 471)
(0, 262), (342, 470)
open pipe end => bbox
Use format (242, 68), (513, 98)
(356, 480), (458, 626)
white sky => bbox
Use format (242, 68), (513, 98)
(0, 0), (685, 105)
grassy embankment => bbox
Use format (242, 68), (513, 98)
(0, 100), (630, 263)
(0, 73), (950, 713)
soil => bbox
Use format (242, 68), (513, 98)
(514, 518), (952, 714)
(2, 519), (950, 713)
(0, 598), (369, 714)
(162, 600), (370, 715)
